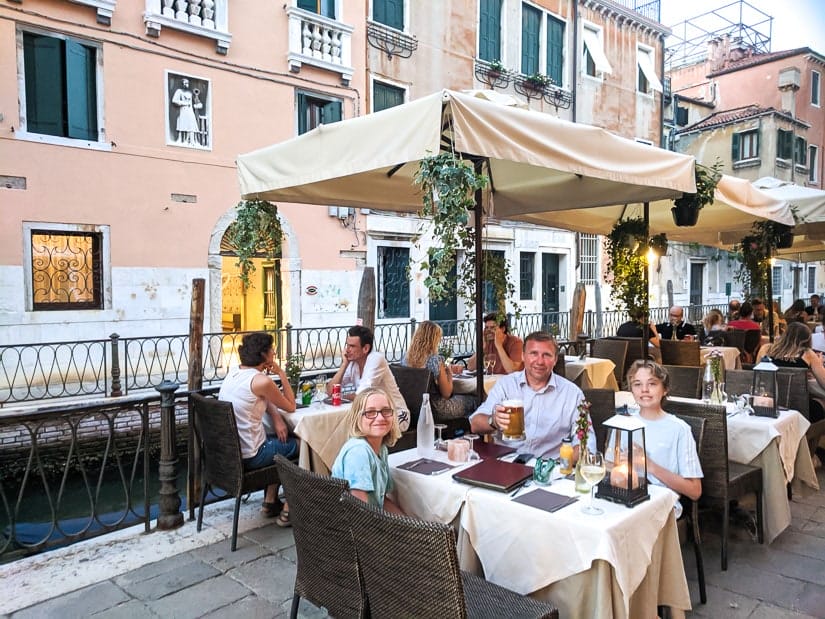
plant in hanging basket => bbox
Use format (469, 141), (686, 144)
(649, 233), (668, 256)
(486, 58), (507, 77)
(606, 217), (656, 316)
(227, 198), (284, 288)
(671, 160), (723, 227)
(524, 72), (552, 90)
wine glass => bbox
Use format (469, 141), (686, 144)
(464, 433), (480, 460)
(434, 424), (448, 450)
(580, 451), (606, 515)
(483, 354), (496, 376)
(313, 375), (328, 408)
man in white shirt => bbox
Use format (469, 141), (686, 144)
(328, 326), (410, 430)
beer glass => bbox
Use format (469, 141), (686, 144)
(501, 398), (525, 441)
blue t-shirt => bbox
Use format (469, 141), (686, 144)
(331, 437), (394, 508)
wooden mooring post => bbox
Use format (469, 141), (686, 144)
(187, 278), (204, 520)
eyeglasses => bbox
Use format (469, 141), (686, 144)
(362, 408), (394, 419)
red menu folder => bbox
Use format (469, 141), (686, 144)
(452, 458), (533, 493)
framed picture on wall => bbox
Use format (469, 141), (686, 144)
(165, 71), (211, 149)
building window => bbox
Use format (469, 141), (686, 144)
(772, 266), (782, 294)
(297, 0), (336, 19)
(809, 145), (818, 183)
(777, 129), (794, 160)
(581, 23), (612, 78)
(20, 30), (101, 142)
(373, 80), (405, 112)
(795, 135), (808, 166)
(262, 265), (280, 322)
(521, 3), (565, 85)
(297, 91), (342, 134)
(373, 0), (403, 30)
(812, 70), (821, 107)
(519, 252), (535, 300)
(579, 233), (598, 284)
(378, 246), (410, 318)
(675, 106), (688, 127)
(732, 129), (759, 161)
(166, 71), (211, 149)
(808, 266), (816, 293)
(636, 45), (662, 95)
(24, 222), (110, 311)
(478, 0), (503, 62)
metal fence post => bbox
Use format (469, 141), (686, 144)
(156, 380), (183, 530)
(285, 323), (293, 360)
(109, 333), (122, 397)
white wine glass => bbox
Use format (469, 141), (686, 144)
(434, 424), (448, 450)
(483, 354), (496, 376)
(464, 434), (480, 460)
(580, 451), (606, 515)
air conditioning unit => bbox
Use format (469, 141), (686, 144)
(327, 206), (352, 219)
(778, 67), (801, 91)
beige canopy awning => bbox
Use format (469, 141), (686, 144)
(510, 173), (793, 244)
(237, 89), (696, 213)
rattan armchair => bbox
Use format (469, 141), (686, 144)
(660, 340), (700, 366)
(274, 456), (366, 619)
(591, 338), (629, 388)
(663, 365), (702, 399)
(675, 414), (707, 604)
(190, 393), (281, 552)
(339, 492), (559, 619)
(664, 400), (763, 570)
(583, 388), (616, 453)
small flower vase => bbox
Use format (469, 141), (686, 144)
(703, 356), (726, 404)
(575, 441), (590, 493)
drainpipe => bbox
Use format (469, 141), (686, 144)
(571, 0), (578, 123)
(659, 33), (665, 147)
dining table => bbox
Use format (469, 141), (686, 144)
(283, 398), (352, 475)
(389, 448), (691, 619)
(564, 355), (618, 390)
(615, 391), (820, 543)
(700, 346), (741, 370)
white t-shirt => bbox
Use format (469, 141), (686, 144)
(343, 350), (410, 431)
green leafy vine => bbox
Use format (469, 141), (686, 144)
(605, 217), (668, 316)
(228, 199), (283, 288)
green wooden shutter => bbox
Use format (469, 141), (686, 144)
(297, 0), (316, 12)
(374, 0), (403, 30)
(731, 133), (741, 161)
(546, 15), (564, 86)
(23, 33), (65, 137)
(321, 99), (342, 124)
(321, 0), (335, 18)
(521, 4), (540, 75)
(479, 0), (502, 61)
(753, 129), (760, 157)
(297, 93), (309, 134)
(374, 82), (404, 112)
(65, 40), (97, 141)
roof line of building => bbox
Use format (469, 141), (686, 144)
(676, 104), (811, 135)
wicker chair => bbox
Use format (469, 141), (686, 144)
(274, 456), (367, 619)
(339, 493), (559, 619)
(389, 364), (432, 450)
(191, 393), (282, 552)
(664, 400), (763, 570)
(663, 365), (702, 399)
(660, 340), (701, 366)
(675, 414), (707, 604)
(742, 329), (763, 364)
(583, 388), (616, 453)
(722, 329), (747, 354)
(604, 336), (648, 382)
(591, 338), (629, 388)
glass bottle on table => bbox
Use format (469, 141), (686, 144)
(416, 393), (435, 457)
(558, 437), (574, 475)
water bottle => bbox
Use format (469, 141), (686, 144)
(416, 393), (435, 457)
(701, 359), (714, 403)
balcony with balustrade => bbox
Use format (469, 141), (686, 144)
(286, 6), (354, 85)
(143, 0), (231, 54)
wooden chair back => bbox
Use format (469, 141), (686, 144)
(663, 365), (702, 399)
(660, 340), (701, 366)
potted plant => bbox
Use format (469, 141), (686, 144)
(285, 353), (304, 392)
(605, 217), (668, 316)
(486, 59), (507, 78)
(671, 160), (722, 227)
(524, 72), (552, 91)
(227, 198), (284, 288)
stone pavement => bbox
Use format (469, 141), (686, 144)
(3, 468), (825, 619)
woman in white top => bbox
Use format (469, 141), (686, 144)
(218, 332), (297, 526)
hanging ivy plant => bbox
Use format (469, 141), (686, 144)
(228, 199), (283, 288)
(413, 153), (516, 318)
(735, 218), (794, 298)
(671, 160), (723, 226)
(605, 217), (668, 316)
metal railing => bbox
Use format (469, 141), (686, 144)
(0, 305), (731, 406)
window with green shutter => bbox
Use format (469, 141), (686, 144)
(777, 129), (793, 160)
(378, 246), (410, 318)
(732, 129), (759, 161)
(545, 15), (564, 86)
(479, 0), (502, 61)
(521, 3), (540, 75)
(520, 252), (535, 300)
(374, 0), (404, 30)
(297, 92), (343, 134)
(373, 81), (405, 112)
(23, 31), (99, 141)
(298, 0), (335, 19)
(794, 135), (808, 166)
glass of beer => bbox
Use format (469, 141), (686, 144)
(501, 399), (525, 441)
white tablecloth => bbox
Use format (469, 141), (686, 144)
(390, 449), (690, 619)
(700, 346), (741, 370)
(564, 355), (618, 390)
(452, 373), (501, 395)
(284, 402), (350, 474)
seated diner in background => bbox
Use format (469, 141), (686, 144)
(218, 332), (297, 525)
(728, 299), (741, 322)
(462, 312), (524, 375)
(469, 331), (594, 459)
(402, 320), (477, 419)
(608, 360), (702, 517)
(761, 322), (825, 406)
(616, 309), (660, 350)
(327, 325), (410, 430)
(805, 294), (824, 318)
(331, 388), (404, 514)
(727, 301), (761, 331)
(783, 299), (809, 326)
(700, 308), (726, 345)
(656, 305), (696, 341)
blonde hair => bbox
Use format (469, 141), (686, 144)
(766, 321), (812, 361)
(702, 309), (724, 332)
(406, 321), (442, 368)
(344, 387), (402, 446)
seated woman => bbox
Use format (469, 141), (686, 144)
(783, 299), (809, 326)
(609, 360), (702, 516)
(403, 320), (477, 419)
(764, 322), (825, 407)
(332, 388), (404, 514)
(700, 308), (726, 345)
(218, 332), (297, 526)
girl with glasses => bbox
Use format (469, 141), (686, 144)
(332, 387), (404, 514)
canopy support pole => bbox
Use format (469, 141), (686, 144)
(644, 201), (650, 361)
(767, 247), (775, 343)
(475, 160), (485, 398)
